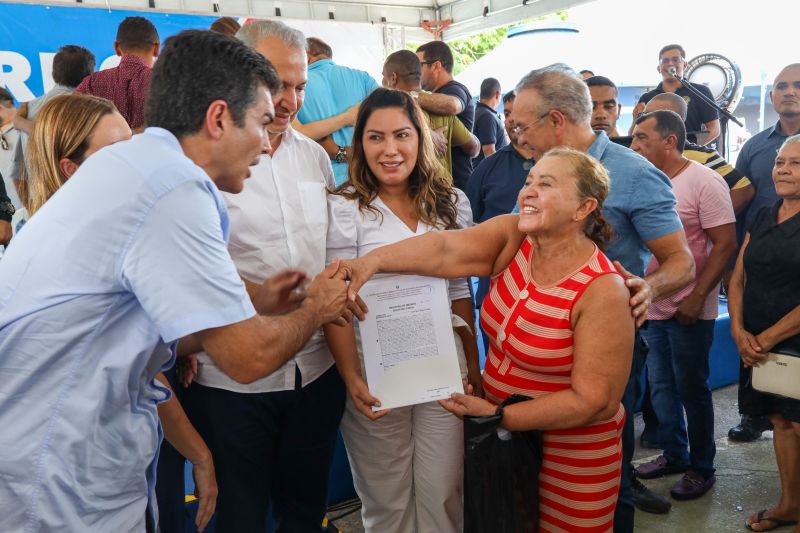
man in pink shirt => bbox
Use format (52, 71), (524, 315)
(630, 110), (737, 501)
(76, 16), (159, 131)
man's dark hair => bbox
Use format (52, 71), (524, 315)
(384, 50), (421, 85)
(659, 43), (686, 59)
(479, 77), (501, 100)
(0, 87), (13, 107)
(52, 45), (96, 88)
(416, 41), (454, 73)
(502, 90), (515, 104)
(306, 37), (332, 59)
(579, 69), (594, 77)
(145, 30), (280, 138)
(636, 109), (686, 152)
(585, 75), (618, 96)
(116, 16), (160, 52)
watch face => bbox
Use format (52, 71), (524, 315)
(0, 201), (15, 217)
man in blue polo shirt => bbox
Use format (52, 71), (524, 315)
(296, 37), (379, 185)
(511, 64), (695, 530)
(728, 63), (800, 443)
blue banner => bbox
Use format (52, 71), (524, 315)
(0, 2), (216, 102)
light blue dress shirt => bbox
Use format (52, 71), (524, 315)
(296, 59), (379, 185)
(0, 128), (255, 531)
(586, 131), (682, 277)
(511, 132), (681, 277)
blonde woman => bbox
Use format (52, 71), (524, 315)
(24, 93), (130, 217)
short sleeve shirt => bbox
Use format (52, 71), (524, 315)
(736, 121), (800, 229)
(435, 80), (475, 190)
(646, 161), (735, 320)
(327, 188), (473, 302)
(472, 102), (508, 167)
(466, 143), (533, 223)
(587, 131), (683, 277)
(0, 128), (255, 531)
(422, 110), (472, 182)
(639, 82), (719, 140)
(297, 59), (380, 185)
(743, 202), (800, 353)
(75, 54), (151, 130)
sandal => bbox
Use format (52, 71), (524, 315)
(746, 509), (799, 531)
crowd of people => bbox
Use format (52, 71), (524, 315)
(0, 12), (798, 533)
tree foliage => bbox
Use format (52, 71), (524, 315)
(407, 12), (569, 76)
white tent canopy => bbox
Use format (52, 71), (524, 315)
(0, 0), (594, 41)
(456, 0), (795, 94)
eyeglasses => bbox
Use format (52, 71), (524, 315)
(511, 111), (551, 137)
(659, 56), (684, 65)
(420, 60), (438, 66)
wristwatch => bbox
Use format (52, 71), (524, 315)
(0, 200), (15, 223)
(334, 145), (348, 164)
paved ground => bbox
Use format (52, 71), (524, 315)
(328, 384), (782, 532)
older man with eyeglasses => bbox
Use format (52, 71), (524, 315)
(631, 44), (720, 146)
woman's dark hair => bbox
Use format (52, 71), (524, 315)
(145, 29), (280, 138)
(335, 88), (459, 230)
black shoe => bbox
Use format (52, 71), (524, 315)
(632, 477), (671, 514)
(728, 415), (773, 442)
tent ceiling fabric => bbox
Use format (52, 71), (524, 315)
(4, 0), (594, 41)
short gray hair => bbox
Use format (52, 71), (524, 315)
(646, 93), (688, 121)
(780, 134), (800, 152)
(515, 63), (591, 125)
(236, 19), (306, 52)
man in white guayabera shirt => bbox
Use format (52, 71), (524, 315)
(183, 20), (346, 533)
(0, 30), (354, 532)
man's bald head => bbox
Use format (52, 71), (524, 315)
(644, 92), (688, 121)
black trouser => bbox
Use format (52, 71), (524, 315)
(184, 365), (346, 532)
(155, 368), (187, 533)
(613, 331), (648, 533)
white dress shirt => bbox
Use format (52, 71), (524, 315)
(326, 188), (473, 301)
(195, 127), (336, 393)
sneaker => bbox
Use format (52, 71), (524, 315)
(632, 477), (671, 514)
(634, 455), (687, 479)
(670, 470), (716, 500)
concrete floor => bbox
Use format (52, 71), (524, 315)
(328, 384), (784, 532)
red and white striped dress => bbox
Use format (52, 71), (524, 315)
(481, 237), (625, 533)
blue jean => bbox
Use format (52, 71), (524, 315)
(613, 330), (647, 533)
(644, 318), (716, 477)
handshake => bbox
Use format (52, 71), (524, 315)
(251, 256), (380, 328)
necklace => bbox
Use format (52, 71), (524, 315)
(669, 158), (691, 179)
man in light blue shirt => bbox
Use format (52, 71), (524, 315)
(510, 64), (694, 530)
(0, 30), (352, 532)
(297, 37), (379, 185)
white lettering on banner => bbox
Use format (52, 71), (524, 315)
(0, 51), (35, 101)
(39, 52), (55, 93)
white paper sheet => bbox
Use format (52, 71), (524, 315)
(358, 274), (463, 410)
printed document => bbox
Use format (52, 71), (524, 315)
(358, 275), (463, 410)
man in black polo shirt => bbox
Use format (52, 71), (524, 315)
(416, 40), (476, 190)
(472, 77), (507, 167)
(635, 44), (720, 146)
